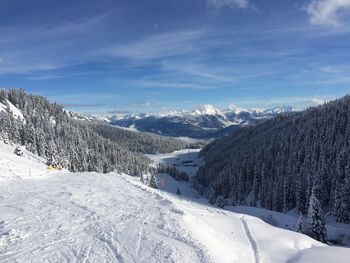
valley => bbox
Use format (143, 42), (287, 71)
(1, 1), (350, 261)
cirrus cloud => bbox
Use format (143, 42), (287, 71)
(306, 0), (350, 27)
(207, 0), (249, 9)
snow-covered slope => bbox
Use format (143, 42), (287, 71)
(0, 99), (25, 121)
(228, 206), (350, 247)
(0, 142), (61, 181)
(1, 144), (349, 262)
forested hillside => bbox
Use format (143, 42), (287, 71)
(0, 89), (184, 174)
(195, 96), (350, 224)
(92, 124), (187, 154)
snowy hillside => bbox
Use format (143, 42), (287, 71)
(0, 99), (25, 121)
(1, 143), (350, 262)
(0, 142), (61, 181)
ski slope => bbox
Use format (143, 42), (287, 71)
(0, 142), (62, 181)
(1, 142), (350, 262)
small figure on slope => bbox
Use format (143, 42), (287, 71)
(14, 146), (23, 156)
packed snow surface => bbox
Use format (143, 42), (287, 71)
(1, 142), (350, 262)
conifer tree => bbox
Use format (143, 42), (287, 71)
(216, 195), (225, 208)
(208, 188), (216, 205)
(295, 212), (305, 233)
(306, 187), (327, 243)
(0, 89), (189, 176)
(176, 188), (182, 200)
(194, 95), (350, 222)
(149, 174), (158, 189)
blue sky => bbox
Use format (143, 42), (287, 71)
(0, 0), (350, 114)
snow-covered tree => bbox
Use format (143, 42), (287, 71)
(149, 174), (158, 189)
(176, 188), (181, 196)
(208, 188), (216, 205)
(0, 89), (188, 176)
(295, 212), (305, 233)
(194, 95), (350, 222)
(216, 195), (225, 208)
(306, 187), (327, 243)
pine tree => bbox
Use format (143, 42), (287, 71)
(295, 212), (305, 233)
(208, 188), (216, 205)
(194, 95), (350, 222)
(176, 187), (181, 196)
(216, 195), (225, 208)
(149, 174), (158, 189)
(306, 187), (327, 243)
(335, 165), (350, 223)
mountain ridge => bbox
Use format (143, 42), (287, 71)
(89, 104), (297, 139)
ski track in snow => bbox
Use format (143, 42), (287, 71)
(123, 176), (255, 263)
(240, 216), (265, 263)
(0, 173), (210, 263)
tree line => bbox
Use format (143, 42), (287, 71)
(0, 89), (184, 175)
(195, 96), (350, 240)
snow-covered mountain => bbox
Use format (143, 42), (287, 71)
(190, 104), (226, 117)
(90, 104), (296, 139)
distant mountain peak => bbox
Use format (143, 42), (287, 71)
(263, 106), (296, 114)
(226, 104), (248, 114)
(88, 103), (297, 139)
(191, 104), (225, 117)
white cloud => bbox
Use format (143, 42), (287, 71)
(161, 61), (234, 82)
(207, 0), (249, 9)
(307, 98), (326, 105)
(321, 65), (341, 73)
(134, 101), (152, 107)
(0, 14), (110, 74)
(0, 61), (60, 75)
(306, 0), (350, 27)
(108, 30), (205, 60)
(132, 80), (207, 89)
